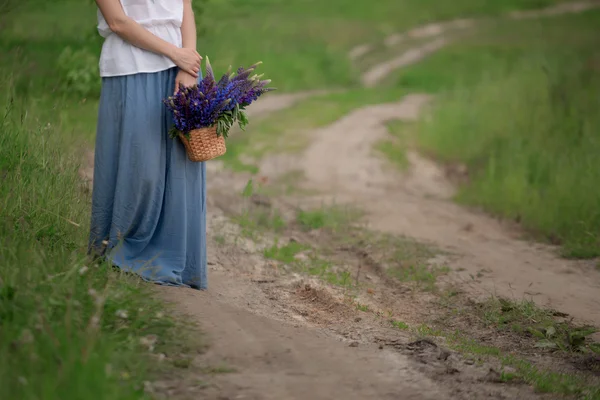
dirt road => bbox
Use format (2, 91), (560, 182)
(168, 277), (449, 400)
(162, 267), (550, 400)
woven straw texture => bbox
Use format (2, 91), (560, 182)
(179, 127), (226, 162)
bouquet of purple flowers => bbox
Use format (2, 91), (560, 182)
(164, 57), (275, 140)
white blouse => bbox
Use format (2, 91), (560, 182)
(97, 0), (183, 77)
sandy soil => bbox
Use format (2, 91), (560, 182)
(165, 278), (451, 400)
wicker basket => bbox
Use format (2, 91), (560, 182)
(178, 126), (226, 162)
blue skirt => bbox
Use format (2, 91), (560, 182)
(89, 67), (207, 290)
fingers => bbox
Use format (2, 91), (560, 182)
(192, 56), (201, 70)
(187, 49), (202, 68)
(173, 48), (202, 77)
(186, 67), (199, 78)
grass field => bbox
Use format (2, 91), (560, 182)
(0, 86), (199, 398)
(394, 10), (600, 257)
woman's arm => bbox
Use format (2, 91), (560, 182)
(95, 0), (201, 77)
(181, 0), (197, 51)
(174, 0), (201, 92)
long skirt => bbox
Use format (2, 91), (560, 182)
(88, 67), (207, 290)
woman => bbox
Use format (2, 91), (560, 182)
(89, 0), (208, 289)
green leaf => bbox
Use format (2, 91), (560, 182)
(556, 340), (568, 352)
(545, 325), (556, 338)
(588, 343), (600, 354)
(528, 327), (546, 339)
(575, 327), (597, 337)
(168, 127), (180, 139)
(242, 180), (254, 198)
(237, 110), (249, 131)
(239, 110), (249, 124)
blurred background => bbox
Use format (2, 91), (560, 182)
(1, 0), (599, 398)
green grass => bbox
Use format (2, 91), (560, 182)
(263, 241), (310, 264)
(395, 322), (600, 398)
(296, 205), (362, 232)
(478, 298), (600, 353)
(306, 259), (354, 287)
(386, 11), (600, 257)
(235, 209), (287, 238)
(505, 356), (599, 398)
(263, 240), (355, 286)
(262, 240), (355, 287)
(371, 232), (439, 268)
(378, 120), (414, 170)
(388, 264), (450, 291)
(0, 88), (202, 399)
(453, 337), (600, 397)
(391, 320), (410, 330)
(232, 179), (288, 238)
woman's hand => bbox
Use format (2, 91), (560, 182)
(174, 70), (198, 94)
(171, 47), (202, 77)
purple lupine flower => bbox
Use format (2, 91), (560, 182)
(163, 58), (275, 137)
